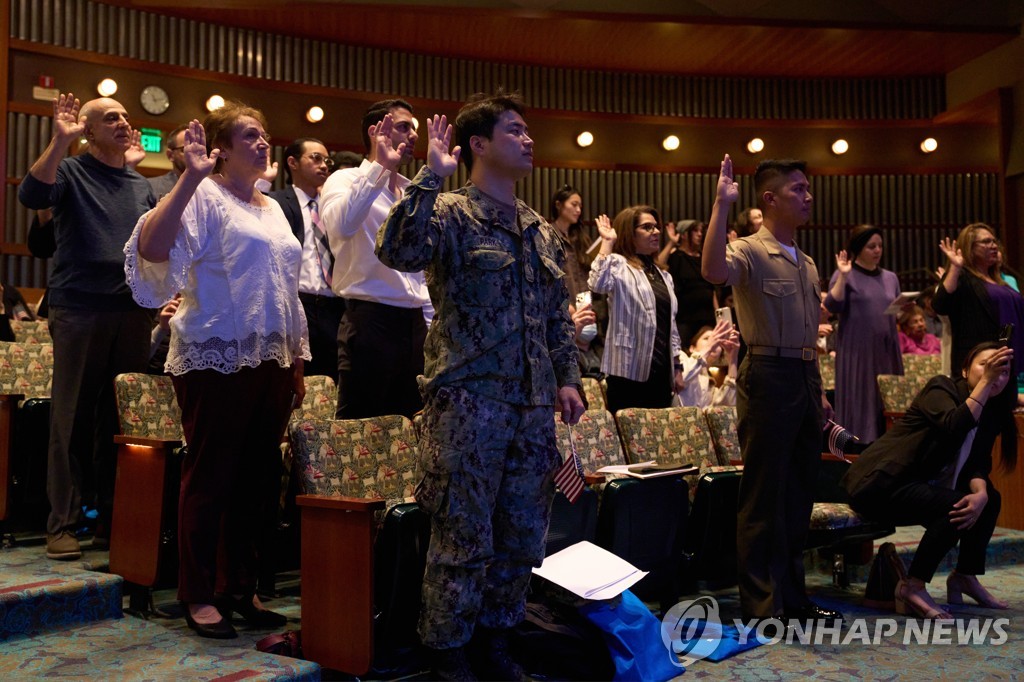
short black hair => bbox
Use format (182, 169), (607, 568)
(455, 90), (525, 173)
(166, 124), (188, 147)
(754, 159), (807, 210)
(331, 150), (364, 171)
(360, 99), (414, 153)
(282, 138), (324, 184)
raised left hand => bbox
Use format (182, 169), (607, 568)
(124, 129), (146, 168)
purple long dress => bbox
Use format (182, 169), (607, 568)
(825, 264), (904, 442)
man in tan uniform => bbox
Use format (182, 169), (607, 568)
(703, 155), (842, 625)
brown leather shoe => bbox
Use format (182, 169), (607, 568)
(46, 532), (82, 560)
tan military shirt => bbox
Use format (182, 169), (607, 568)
(723, 227), (821, 350)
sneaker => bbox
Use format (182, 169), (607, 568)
(429, 646), (477, 682)
(46, 532), (82, 560)
(468, 627), (525, 682)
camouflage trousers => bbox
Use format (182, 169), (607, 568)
(416, 385), (560, 649)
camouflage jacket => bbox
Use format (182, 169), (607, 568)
(376, 166), (581, 406)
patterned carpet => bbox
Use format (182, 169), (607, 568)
(1, 527), (1022, 680)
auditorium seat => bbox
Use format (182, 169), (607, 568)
(878, 373), (930, 430)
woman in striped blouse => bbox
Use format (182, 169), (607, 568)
(588, 205), (684, 413)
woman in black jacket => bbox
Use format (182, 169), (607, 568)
(842, 342), (1014, 620)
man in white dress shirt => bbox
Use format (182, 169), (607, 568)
(268, 137), (343, 379)
(320, 99), (431, 418)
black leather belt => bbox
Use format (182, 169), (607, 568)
(748, 345), (817, 362)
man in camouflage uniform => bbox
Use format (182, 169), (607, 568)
(377, 93), (585, 681)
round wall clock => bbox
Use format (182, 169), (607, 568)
(140, 85), (170, 115)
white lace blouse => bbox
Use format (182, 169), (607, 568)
(124, 178), (311, 376)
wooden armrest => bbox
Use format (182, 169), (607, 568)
(584, 473), (604, 486)
(0, 393), (25, 405)
(114, 434), (183, 449)
(296, 494), (386, 512)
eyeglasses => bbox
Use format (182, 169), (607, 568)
(634, 223), (660, 233)
(973, 238), (998, 246)
(168, 145), (185, 152)
(304, 152), (335, 169)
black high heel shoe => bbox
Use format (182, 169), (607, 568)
(183, 604), (238, 639)
(216, 594), (288, 628)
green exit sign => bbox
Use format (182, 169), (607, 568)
(140, 128), (163, 153)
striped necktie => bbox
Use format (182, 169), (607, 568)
(308, 198), (334, 288)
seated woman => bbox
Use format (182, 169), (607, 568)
(898, 305), (940, 356)
(588, 206), (683, 413)
(842, 342), (1014, 621)
(674, 320), (739, 408)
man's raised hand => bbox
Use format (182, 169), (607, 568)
(717, 154), (740, 205)
(371, 113), (406, 172)
(426, 114), (460, 178)
(53, 93), (84, 141)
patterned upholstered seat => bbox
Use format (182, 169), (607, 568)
(555, 409), (626, 474)
(0, 342), (54, 399)
(580, 377), (606, 412)
(113, 372), (183, 441)
(292, 375), (338, 422)
(818, 354), (835, 392)
(290, 416), (418, 514)
(614, 406), (714, 469)
(9, 320), (51, 345)
(878, 373), (930, 419)
(703, 406), (742, 466)
(808, 501), (871, 531)
(901, 353), (941, 380)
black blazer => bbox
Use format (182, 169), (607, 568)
(842, 376), (998, 506)
(931, 269), (1001, 373)
(268, 186), (305, 246)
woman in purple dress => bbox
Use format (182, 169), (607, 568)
(825, 225), (904, 442)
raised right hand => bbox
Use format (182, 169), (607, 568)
(835, 249), (852, 274)
(596, 214), (616, 243)
(664, 221), (681, 246)
(939, 237), (964, 269)
(980, 346), (1013, 390)
(716, 154), (740, 204)
(183, 120), (218, 178)
(53, 93), (84, 141)
(426, 114), (460, 178)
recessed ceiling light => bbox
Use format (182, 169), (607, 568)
(205, 94), (225, 112)
(662, 135), (680, 151)
(746, 137), (764, 154)
(576, 131), (594, 148)
(831, 139), (849, 155)
(96, 78), (118, 97)
(306, 106), (324, 123)
(920, 137), (938, 153)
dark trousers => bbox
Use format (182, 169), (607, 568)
(298, 292), (345, 379)
(46, 306), (151, 535)
(172, 363), (293, 604)
(336, 299), (426, 419)
(605, 363), (672, 414)
(853, 476), (1001, 582)
(736, 355), (823, 619)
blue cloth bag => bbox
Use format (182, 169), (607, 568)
(578, 590), (681, 681)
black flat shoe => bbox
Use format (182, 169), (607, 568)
(216, 594), (288, 628)
(184, 608), (238, 639)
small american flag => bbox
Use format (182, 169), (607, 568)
(554, 423), (586, 503)
(824, 419), (857, 462)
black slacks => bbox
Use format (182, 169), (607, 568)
(336, 299), (426, 419)
(851, 474), (1001, 582)
(298, 292), (345, 379)
(735, 354), (823, 619)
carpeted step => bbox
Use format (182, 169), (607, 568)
(0, 547), (121, 641)
(0, 616), (319, 680)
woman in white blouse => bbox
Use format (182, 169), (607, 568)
(124, 108), (310, 639)
(674, 319), (739, 408)
(589, 206), (683, 413)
